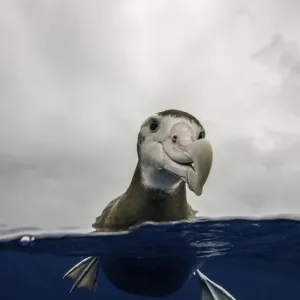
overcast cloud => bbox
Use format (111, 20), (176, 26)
(0, 0), (300, 229)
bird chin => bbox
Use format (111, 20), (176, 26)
(162, 150), (193, 183)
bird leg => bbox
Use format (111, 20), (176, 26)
(195, 270), (236, 300)
(63, 256), (100, 293)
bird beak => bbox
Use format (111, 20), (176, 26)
(161, 122), (213, 195)
(186, 139), (213, 196)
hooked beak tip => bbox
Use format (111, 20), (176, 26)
(186, 139), (213, 196)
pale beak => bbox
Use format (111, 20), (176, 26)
(186, 139), (213, 196)
(162, 122), (213, 196)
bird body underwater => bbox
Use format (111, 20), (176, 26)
(64, 109), (236, 300)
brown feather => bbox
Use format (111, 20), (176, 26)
(92, 163), (197, 232)
(157, 109), (203, 128)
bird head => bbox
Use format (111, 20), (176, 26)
(137, 109), (213, 196)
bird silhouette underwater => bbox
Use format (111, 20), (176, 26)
(63, 109), (236, 300)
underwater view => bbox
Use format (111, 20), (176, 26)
(1, 217), (299, 299)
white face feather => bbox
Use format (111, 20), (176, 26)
(138, 114), (203, 191)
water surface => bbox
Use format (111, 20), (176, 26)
(0, 217), (299, 299)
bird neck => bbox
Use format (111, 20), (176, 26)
(124, 163), (189, 221)
(140, 164), (182, 192)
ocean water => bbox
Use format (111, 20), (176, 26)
(0, 217), (299, 300)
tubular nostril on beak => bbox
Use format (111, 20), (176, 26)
(169, 122), (195, 153)
(163, 123), (195, 164)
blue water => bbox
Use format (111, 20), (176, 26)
(0, 217), (299, 299)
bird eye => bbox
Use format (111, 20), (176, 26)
(149, 119), (160, 132)
(198, 131), (205, 139)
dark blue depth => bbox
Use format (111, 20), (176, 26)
(0, 218), (300, 299)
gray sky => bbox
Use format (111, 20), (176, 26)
(0, 0), (300, 229)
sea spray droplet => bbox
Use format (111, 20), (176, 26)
(20, 235), (35, 246)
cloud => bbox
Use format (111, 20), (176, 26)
(194, 131), (300, 217)
(0, 1), (299, 228)
(253, 34), (300, 115)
